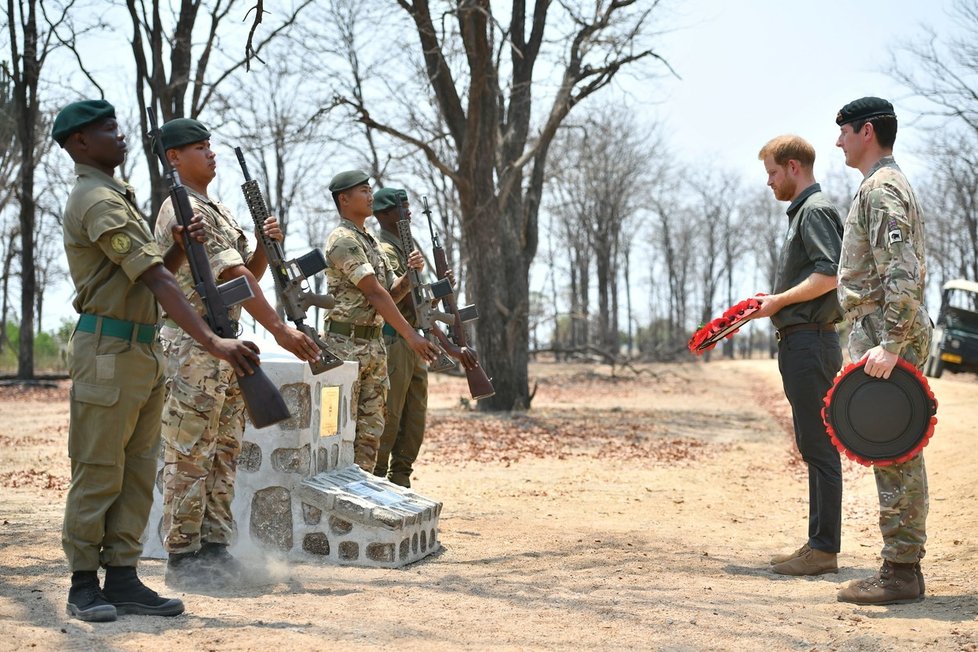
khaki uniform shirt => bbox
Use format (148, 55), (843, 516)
(838, 156), (928, 354)
(377, 227), (417, 328)
(62, 164), (163, 323)
(324, 218), (394, 326)
(154, 187), (252, 322)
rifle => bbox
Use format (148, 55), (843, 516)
(234, 147), (343, 375)
(394, 200), (458, 372)
(420, 196), (495, 400)
(146, 107), (291, 428)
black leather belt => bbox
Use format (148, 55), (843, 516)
(326, 321), (382, 340)
(776, 323), (836, 342)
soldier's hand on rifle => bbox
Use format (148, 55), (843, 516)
(171, 214), (207, 251)
(259, 216), (283, 242)
(455, 346), (479, 371)
(207, 337), (261, 377)
(406, 331), (440, 364)
(271, 323), (322, 363)
(406, 250), (425, 272)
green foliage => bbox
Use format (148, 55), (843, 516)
(0, 320), (69, 373)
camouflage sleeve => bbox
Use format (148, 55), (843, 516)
(867, 183), (923, 354)
(157, 197), (246, 276)
(326, 231), (377, 286)
(191, 198), (246, 279)
(154, 198), (177, 250)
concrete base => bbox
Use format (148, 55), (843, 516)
(141, 349), (442, 567)
(295, 465), (441, 567)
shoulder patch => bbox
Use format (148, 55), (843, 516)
(110, 232), (132, 254)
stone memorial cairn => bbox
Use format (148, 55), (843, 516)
(142, 353), (442, 567)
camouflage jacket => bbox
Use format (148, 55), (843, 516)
(323, 218), (394, 326)
(155, 187), (252, 324)
(838, 156), (928, 354)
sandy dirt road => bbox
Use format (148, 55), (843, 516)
(1, 359), (976, 651)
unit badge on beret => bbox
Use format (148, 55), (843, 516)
(110, 232), (132, 254)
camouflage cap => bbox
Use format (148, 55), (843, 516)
(329, 170), (371, 193)
(836, 97), (896, 126)
(52, 99), (116, 146)
(160, 118), (211, 150)
(372, 187), (408, 213)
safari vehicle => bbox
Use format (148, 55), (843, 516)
(924, 279), (978, 378)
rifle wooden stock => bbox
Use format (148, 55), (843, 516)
(234, 147), (343, 375)
(147, 108), (291, 428)
(420, 197), (495, 400)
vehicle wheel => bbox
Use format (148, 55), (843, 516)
(924, 355), (944, 379)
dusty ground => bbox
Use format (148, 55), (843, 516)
(0, 359), (976, 651)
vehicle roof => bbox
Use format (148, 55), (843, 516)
(943, 279), (978, 294)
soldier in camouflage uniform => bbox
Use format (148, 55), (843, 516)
(370, 188), (477, 487)
(323, 171), (440, 472)
(53, 100), (259, 621)
(154, 119), (319, 590)
(834, 97), (932, 605)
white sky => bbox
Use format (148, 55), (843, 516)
(654, 0), (953, 183)
(35, 0), (959, 333)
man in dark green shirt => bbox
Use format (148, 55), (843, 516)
(755, 135), (844, 576)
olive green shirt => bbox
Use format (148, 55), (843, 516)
(323, 218), (394, 327)
(377, 227), (417, 327)
(154, 187), (251, 322)
(62, 164), (163, 324)
(771, 183), (844, 330)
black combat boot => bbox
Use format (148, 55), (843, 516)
(198, 542), (244, 582)
(66, 570), (117, 622)
(102, 566), (184, 616)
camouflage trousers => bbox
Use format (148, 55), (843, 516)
(848, 308), (932, 563)
(375, 334), (428, 487)
(324, 332), (388, 472)
(159, 327), (245, 554)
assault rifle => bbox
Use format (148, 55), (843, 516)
(146, 107), (291, 428)
(394, 200), (458, 372)
(234, 147), (343, 375)
(420, 197), (495, 400)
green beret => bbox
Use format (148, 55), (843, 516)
(329, 170), (370, 193)
(836, 97), (896, 126)
(160, 118), (211, 150)
(52, 99), (116, 146)
(372, 187), (408, 213)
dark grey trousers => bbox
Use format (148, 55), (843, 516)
(778, 329), (844, 553)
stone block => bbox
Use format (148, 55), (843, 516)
(140, 354), (441, 569)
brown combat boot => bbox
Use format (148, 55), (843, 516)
(771, 547), (838, 576)
(837, 560), (923, 605)
(770, 543), (810, 566)
(915, 563), (925, 596)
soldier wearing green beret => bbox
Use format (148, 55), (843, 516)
(153, 117), (321, 590)
(834, 96), (932, 605)
(54, 99), (261, 621)
(370, 187), (476, 487)
(323, 172), (440, 472)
